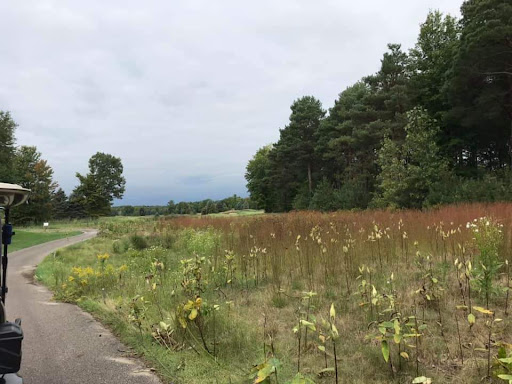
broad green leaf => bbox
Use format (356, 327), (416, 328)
(330, 303), (336, 319)
(393, 319), (400, 335)
(254, 362), (274, 383)
(381, 340), (390, 362)
(499, 357), (512, 364)
(331, 324), (339, 338)
(300, 320), (316, 331)
(318, 345), (326, 352)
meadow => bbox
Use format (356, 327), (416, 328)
(37, 203), (512, 383)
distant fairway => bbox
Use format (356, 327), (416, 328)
(10, 230), (82, 252)
(208, 209), (264, 217)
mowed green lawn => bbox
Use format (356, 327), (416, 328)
(9, 230), (82, 252)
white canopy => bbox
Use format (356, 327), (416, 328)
(0, 183), (31, 207)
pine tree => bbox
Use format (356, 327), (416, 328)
(0, 111), (17, 183)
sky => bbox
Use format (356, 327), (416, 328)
(0, 0), (463, 206)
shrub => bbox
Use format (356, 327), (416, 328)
(130, 234), (148, 250)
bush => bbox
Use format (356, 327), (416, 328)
(309, 178), (338, 211)
(425, 171), (512, 207)
(292, 184), (311, 210)
(129, 234), (148, 250)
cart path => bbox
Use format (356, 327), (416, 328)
(6, 230), (163, 384)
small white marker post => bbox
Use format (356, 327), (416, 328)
(43, 222), (49, 231)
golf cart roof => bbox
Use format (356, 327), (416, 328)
(0, 183), (30, 208)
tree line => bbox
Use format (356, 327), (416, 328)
(0, 111), (125, 223)
(246, 0), (512, 212)
(166, 195), (254, 215)
(112, 195), (255, 217)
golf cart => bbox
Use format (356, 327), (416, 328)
(0, 183), (30, 384)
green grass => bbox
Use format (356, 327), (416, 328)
(36, 236), (264, 384)
(10, 229), (82, 252)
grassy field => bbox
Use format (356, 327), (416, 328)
(36, 205), (512, 383)
(10, 229), (83, 252)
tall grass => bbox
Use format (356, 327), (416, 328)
(38, 203), (512, 383)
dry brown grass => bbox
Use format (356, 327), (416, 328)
(154, 203), (512, 383)
(44, 203), (512, 383)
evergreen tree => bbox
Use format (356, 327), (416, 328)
(12, 146), (57, 223)
(309, 178), (339, 212)
(317, 82), (374, 207)
(449, 0), (512, 170)
(0, 111), (17, 183)
(269, 96), (325, 211)
(52, 188), (70, 220)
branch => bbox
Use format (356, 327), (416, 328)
(480, 71), (512, 76)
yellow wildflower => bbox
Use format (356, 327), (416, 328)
(97, 253), (110, 261)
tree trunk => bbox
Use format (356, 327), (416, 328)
(307, 163), (312, 195)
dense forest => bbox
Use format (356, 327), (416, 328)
(245, 0), (512, 212)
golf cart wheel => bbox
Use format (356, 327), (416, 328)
(0, 301), (5, 323)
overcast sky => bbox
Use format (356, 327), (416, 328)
(0, 0), (462, 205)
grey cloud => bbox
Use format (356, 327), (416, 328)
(0, 0), (462, 204)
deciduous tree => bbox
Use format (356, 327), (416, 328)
(374, 108), (448, 208)
(73, 152), (126, 217)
